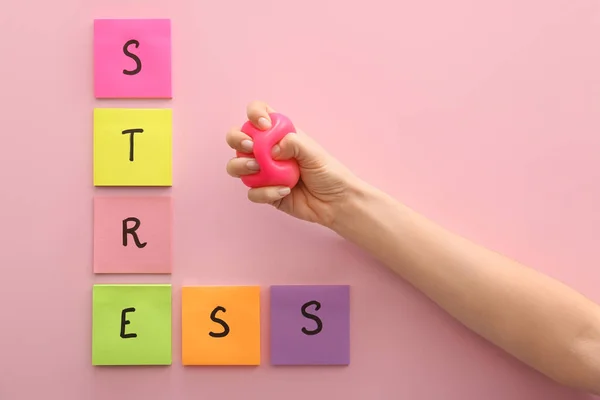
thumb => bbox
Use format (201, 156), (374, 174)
(272, 132), (323, 165)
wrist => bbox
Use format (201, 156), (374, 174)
(326, 178), (382, 232)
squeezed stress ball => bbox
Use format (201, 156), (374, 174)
(236, 113), (300, 189)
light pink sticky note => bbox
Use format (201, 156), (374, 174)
(93, 19), (172, 98)
(93, 196), (172, 274)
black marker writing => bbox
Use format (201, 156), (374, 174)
(122, 217), (147, 248)
(208, 306), (230, 338)
(122, 128), (143, 162)
(120, 307), (137, 338)
(122, 39), (142, 75)
(301, 300), (323, 335)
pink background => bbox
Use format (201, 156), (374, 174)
(93, 196), (172, 273)
(0, 1), (599, 399)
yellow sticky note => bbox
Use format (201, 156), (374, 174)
(93, 108), (172, 186)
(181, 286), (261, 366)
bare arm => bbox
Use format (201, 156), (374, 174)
(225, 101), (600, 392)
(332, 181), (600, 394)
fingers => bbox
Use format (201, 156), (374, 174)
(225, 99), (276, 153)
(271, 130), (323, 163)
(225, 127), (254, 153)
(246, 100), (276, 130)
(226, 157), (260, 177)
(247, 186), (291, 203)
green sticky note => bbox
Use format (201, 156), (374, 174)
(92, 284), (172, 365)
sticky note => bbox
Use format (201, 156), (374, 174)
(93, 108), (172, 186)
(94, 19), (172, 98)
(181, 286), (261, 365)
(270, 285), (350, 365)
(93, 196), (172, 274)
(92, 284), (172, 366)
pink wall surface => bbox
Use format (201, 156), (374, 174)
(1, 0), (599, 399)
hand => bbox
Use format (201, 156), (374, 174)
(225, 100), (361, 227)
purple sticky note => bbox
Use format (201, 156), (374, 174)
(270, 285), (350, 365)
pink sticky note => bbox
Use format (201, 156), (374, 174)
(93, 196), (172, 274)
(93, 19), (172, 98)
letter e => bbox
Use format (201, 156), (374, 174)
(120, 307), (137, 339)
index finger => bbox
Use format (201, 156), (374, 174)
(246, 100), (276, 130)
(226, 126), (254, 154)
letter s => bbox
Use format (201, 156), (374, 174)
(208, 306), (230, 338)
(122, 39), (142, 75)
(301, 300), (323, 335)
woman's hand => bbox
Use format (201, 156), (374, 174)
(225, 100), (362, 227)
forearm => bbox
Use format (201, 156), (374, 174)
(331, 181), (600, 393)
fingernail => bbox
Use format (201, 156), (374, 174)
(241, 140), (253, 152)
(272, 145), (281, 157)
(246, 160), (260, 170)
(258, 117), (271, 129)
(278, 187), (291, 197)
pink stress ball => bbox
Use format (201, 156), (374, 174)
(236, 113), (300, 189)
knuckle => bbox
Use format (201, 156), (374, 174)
(225, 132), (237, 146)
(226, 128), (238, 139)
(248, 188), (268, 203)
(247, 99), (262, 108)
(247, 190), (258, 202)
(226, 158), (240, 173)
(246, 100), (267, 115)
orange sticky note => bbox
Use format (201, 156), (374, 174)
(181, 286), (261, 365)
